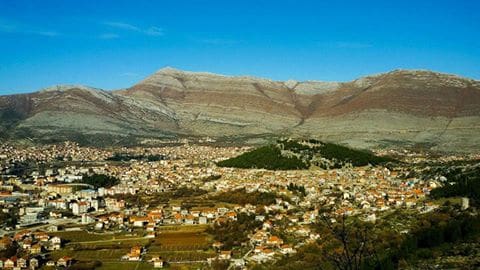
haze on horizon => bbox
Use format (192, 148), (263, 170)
(0, 0), (479, 94)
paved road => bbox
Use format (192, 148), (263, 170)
(0, 217), (81, 237)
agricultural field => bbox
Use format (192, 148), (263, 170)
(96, 261), (153, 270)
(153, 226), (211, 249)
(149, 226), (214, 261)
(50, 248), (129, 261)
(48, 225), (214, 269)
(49, 230), (142, 242)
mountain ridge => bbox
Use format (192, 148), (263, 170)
(6, 68), (479, 96)
(1, 68), (479, 152)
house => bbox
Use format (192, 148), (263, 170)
(72, 201), (89, 215)
(295, 227), (310, 236)
(309, 233), (320, 241)
(255, 215), (265, 222)
(34, 232), (49, 242)
(47, 225), (58, 232)
(262, 248), (275, 257)
(217, 207), (229, 215)
(212, 241), (223, 249)
(198, 216), (207, 224)
(254, 246), (264, 253)
(95, 222), (104, 230)
(22, 239), (32, 250)
(150, 257), (164, 268)
(50, 236), (62, 250)
(57, 256), (73, 267)
(49, 210), (63, 219)
(125, 245), (142, 261)
(30, 258), (39, 269)
(130, 216), (150, 227)
(226, 212), (237, 221)
(262, 221), (272, 230)
(219, 250), (232, 260)
(147, 210), (163, 222)
(0, 237), (12, 250)
(251, 231), (266, 244)
(50, 236), (61, 245)
(30, 244), (42, 254)
(184, 215), (195, 225)
(173, 213), (183, 224)
(215, 217), (227, 224)
(266, 236), (283, 246)
(4, 258), (15, 268)
(201, 208), (217, 219)
(17, 257), (27, 268)
(81, 214), (95, 224)
(280, 244), (294, 254)
(13, 231), (27, 241)
(146, 224), (156, 232)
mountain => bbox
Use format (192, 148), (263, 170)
(1, 68), (480, 152)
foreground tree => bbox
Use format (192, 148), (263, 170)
(317, 214), (381, 270)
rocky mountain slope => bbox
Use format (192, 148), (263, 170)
(1, 68), (479, 152)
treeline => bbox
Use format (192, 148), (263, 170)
(113, 187), (208, 208)
(78, 174), (120, 188)
(217, 145), (308, 170)
(429, 165), (480, 205)
(317, 142), (394, 167)
(172, 187), (207, 197)
(268, 207), (480, 270)
(287, 183), (306, 196)
(373, 211), (480, 269)
(0, 209), (17, 228)
(106, 153), (166, 162)
(3, 159), (42, 177)
(207, 212), (262, 250)
(211, 188), (279, 206)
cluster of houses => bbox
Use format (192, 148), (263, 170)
(1, 142), (465, 269)
(210, 164), (439, 219)
(89, 205), (240, 234)
(0, 256), (73, 270)
(0, 231), (69, 269)
(121, 245), (165, 268)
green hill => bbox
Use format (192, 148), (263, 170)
(217, 139), (395, 170)
(217, 145), (308, 170)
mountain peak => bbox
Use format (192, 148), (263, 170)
(39, 84), (102, 93)
(154, 66), (227, 78)
(374, 69), (477, 82)
(156, 66), (182, 74)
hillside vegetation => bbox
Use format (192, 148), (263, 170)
(217, 145), (308, 170)
(428, 164), (480, 205)
(77, 174), (120, 188)
(217, 139), (395, 170)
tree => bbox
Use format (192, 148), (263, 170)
(78, 174), (120, 188)
(317, 214), (379, 270)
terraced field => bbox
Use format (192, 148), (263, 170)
(49, 225), (214, 269)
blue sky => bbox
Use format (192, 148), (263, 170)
(0, 0), (479, 94)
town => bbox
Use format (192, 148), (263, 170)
(0, 141), (476, 269)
